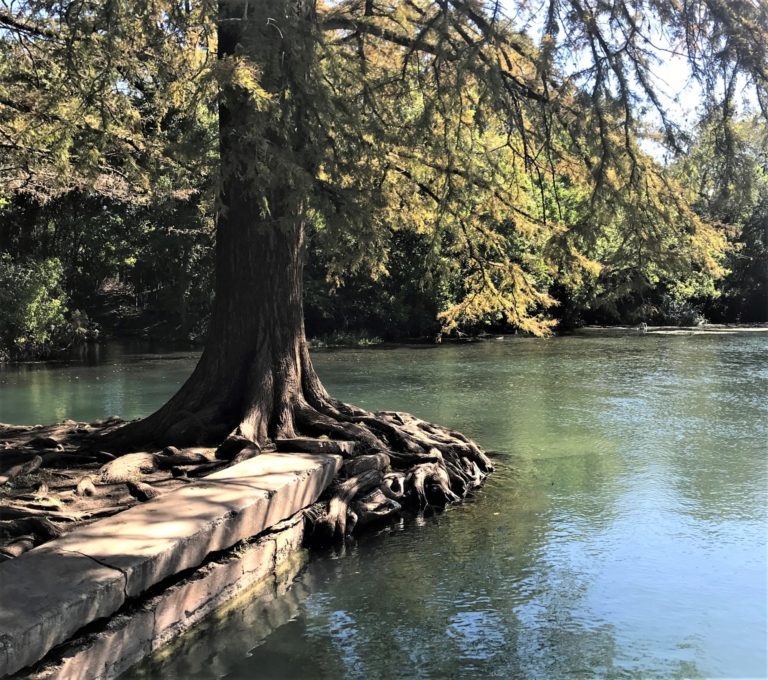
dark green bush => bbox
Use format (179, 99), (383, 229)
(0, 254), (70, 359)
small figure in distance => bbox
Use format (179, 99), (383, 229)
(638, 322), (648, 334)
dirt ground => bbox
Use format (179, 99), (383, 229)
(0, 419), (219, 560)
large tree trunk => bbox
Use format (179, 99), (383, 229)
(103, 1), (493, 535)
(108, 0), (322, 448)
(110, 207), (315, 447)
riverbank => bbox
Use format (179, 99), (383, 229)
(571, 323), (768, 336)
(0, 450), (340, 678)
(4, 323), (767, 368)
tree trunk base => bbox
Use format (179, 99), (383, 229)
(1, 397), (493, 554)
(102, 394), (494, 542)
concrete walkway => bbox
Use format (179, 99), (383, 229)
(0, 453), (341, 677)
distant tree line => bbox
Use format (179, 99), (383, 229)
(1, 110), (764, 361)
(1, 111), (765, 360)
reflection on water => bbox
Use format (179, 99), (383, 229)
(128, 552), (311, 679)
(0, 342), (200, 425)
(2, 335), (766, 678)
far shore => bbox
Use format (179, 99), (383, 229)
(570, 323), (768, 336)
(1, 323), (767, 366)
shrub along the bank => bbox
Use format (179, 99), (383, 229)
(0, 254), (71, 359)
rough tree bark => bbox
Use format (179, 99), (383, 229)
(101, 0), (493, 536)
(106, 0), (323, 448)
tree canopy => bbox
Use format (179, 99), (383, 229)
(0, 0), (765, 351)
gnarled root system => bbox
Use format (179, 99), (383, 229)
(297, 403), (493, 544)
(0, 396), (493, 555)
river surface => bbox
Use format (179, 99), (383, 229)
(1, 334), (766, 679)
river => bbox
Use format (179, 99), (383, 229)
(1, 333), (766, 678)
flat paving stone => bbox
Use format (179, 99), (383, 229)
(0, 452), (341, 677)
(0, 548), (126, 678)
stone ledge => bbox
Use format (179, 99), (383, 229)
(16, 518), (306, 680)
(0, 453), (341, 678)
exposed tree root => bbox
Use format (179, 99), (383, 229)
(98, 452), (157, 483)
(0, 421), (195, 557)
(0, 455), (42, 485)
(127, 480), (161, 502)
(0, 392), (493, 555)
(341, 453), (390, 478)
(0, 535), (36, 559)
(383, 472), (407, 499)
(313, 469), (384, 542)
(0, 517), (62, 542)
(88, 370), (494, 544)
(75, 475), (96, 497)
(350, 489), (402, 532)
(409, 462), (460, 507)
(293, 402), (386, 451)
(293, 401), (493, 543)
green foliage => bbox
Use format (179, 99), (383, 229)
(305, 229), (451, 340)
(305, 1), (739, 335)
(725, 197), (768, 321)
(0, 190), (214, 351)
(0, 0), (218, 202)
(0, 0), (763, 356)
(673, 116), (768, 322)
(0, 254), (69, 359)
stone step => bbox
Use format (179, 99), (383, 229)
(0, 452), (341, 678)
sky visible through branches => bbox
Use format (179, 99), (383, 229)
(498, 0), (760, 161)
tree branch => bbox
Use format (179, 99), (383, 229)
(0, 10), (58, 40)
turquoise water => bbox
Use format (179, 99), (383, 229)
(2, 334), (766, 678)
